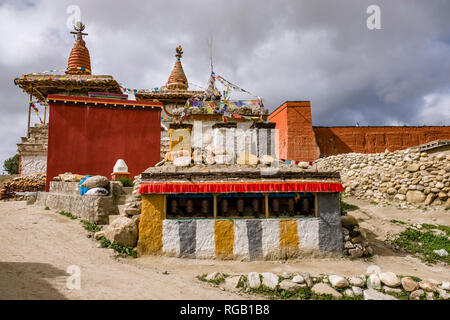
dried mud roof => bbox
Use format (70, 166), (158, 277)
(135, 90), (204, 102)
(14, 74), (122, 102)
(141, 163), (341, 182)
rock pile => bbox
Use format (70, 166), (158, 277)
(0, 173), (46, 200)
(118, 175), (142, 231)
(201, 270), (450, 300)
(315, 148), (450, 207)
(341, 215), (373, 258)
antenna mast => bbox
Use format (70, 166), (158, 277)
(207, 37), (214, 73)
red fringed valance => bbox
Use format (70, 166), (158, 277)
(139, 181), (344, 194)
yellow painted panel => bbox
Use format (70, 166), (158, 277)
(214, 220), (234, 258)
(279, 219), (299, 249)
(137, 195), (165, 256)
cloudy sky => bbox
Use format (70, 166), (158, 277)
(1, 0), (449, 172)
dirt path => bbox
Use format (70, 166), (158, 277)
(0, 199), (448, 299)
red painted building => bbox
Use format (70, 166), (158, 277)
(46, 95), (162, 191)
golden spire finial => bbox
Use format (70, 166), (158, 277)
(70, 21), (88, 41)
(175, 45), (183, 60)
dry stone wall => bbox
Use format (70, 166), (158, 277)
(314, 147), (450, 207)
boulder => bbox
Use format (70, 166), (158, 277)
(224, 276), (242, 291)
(344, 289), (354, 297)
(363, 288), (397, 300)
(349, 276), (365, 287)
(279, 280), (304, 292)
(366, 274), (381, 289)
(341, 215), (358, 228)
(173, 156), (192, 167)
(406, 190), (425, 203)
(81, 175), (109, 189)
(103, 216), (138, 247)
(352, 286), (363, 296)
(247, 272), (261, 289)
(292, 275), (305, 284)
(261, 272), (279, 289)
(419, 280), (437, 292)
(410, 289), (424, 299)
(440, 281), (450, 291)
(302, 272), (313, 287)
(311, 283), (342, 299)
(436, 288), (450, 299)
(329, 275), (349, 288)
(401, 277), (419, 292)
(205, 272), (223, 281)
(383, 286), (402, 294)
(433, 249), (448, 257)
(379, 272), (401, 287)
(94, 230), (105, 240)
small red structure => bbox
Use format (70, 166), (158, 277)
(45, 95), (162, 191)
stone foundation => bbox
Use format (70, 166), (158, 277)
(36, 181), (125, 224)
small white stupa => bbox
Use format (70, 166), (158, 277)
(113, 159), (129, 174)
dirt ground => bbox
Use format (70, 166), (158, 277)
(0, 198), (448, 300)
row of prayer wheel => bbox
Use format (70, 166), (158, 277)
(169, 197), (310, 216)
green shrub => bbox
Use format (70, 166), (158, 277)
(3, 154), (19, 174)
(117, 178), (133, 187)
(58, 211), (77, 220)
(80, 220), (102, 233)
(100, 237), (137, 258)
(391, 227), (450, 264)
(340, 194), (359, 215)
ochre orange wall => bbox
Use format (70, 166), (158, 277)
(313, 126), (450, 156)
(269, 101), (320, 161)
(269, 101), (450, 161)
(46, 101), (161, 191)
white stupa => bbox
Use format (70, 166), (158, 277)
(113, 159), (129, 174)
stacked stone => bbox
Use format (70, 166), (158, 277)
(202, 270), (450, 300)
(120, 175), (142, 228)
(341, 215), (373, 258)
(314, 148), (450, 207)
(0, 173), (46, 199)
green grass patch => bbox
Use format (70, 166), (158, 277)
(379, 288), (413, 300)
(390, 219), (406, 225)
(196, 273), (228, 285)
(58, 211), (77, 220)
(340, 194), (359, 215)
(445, 207), (449, 211)
(116, 177), (133, 187)
(45, 206), (50, 210)
(391, 227), (450, 264)
(421, 224), (450, 236)
(370, 201), (378, 205)
(80, 220), (103, 233)
(100, 237), (137, 258)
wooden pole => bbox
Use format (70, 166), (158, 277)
(27, 93), (32, 137)
(43, 103), (47, 124)
(213, 193), (217, 219)
(264, 193), (269, 218)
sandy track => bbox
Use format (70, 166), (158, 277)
(0, 199), (448, 299)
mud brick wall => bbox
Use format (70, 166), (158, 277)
(314, 126), (450, 157)
(269, 101), (320, 162)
